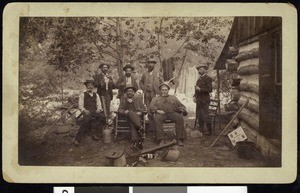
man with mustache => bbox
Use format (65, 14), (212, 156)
(118, 85), (147, 150)
(150, 83), (188, 146)
(93, 62), (115, 115)
(115, 64), (138, 99)
(194, 63), (213, 135)
(139, 59), (162, 108)
(73, 79), (105, 146)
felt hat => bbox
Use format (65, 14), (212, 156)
(84, 79), (95, 86)
(124, 85), (138, 93)
(158, 82), (170, 90)
(123, 64), (134, 71)
(99, 62), (110, 69)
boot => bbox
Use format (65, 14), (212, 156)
(205, 123), (212, 136)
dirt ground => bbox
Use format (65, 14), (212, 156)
(19, 115), (273, 167)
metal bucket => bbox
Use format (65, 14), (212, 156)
(103, 128), (112, 144)
(236, 141), (254, 159)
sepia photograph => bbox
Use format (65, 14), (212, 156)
(3, 3), (297, 183)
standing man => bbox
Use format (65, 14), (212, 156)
(150, 83), (188, 146)
(73, 79), (106, 146)
(115, 64), (138, 99)
(93, 62), (115, 116)
(194, 63), (213, 135)
(139, 59), (162, 108)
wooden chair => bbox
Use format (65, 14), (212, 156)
(194, 99), (220, 133)
(209, 99), (220, 132)
(114, 112), (147, 139)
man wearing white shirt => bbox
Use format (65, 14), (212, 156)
(115, 64), (138, 99)
(73, 79), (106, 146)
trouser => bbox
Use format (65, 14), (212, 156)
(154, 112), (185, 141)
(99, 92), (111, 116)
(126, 111), (143, 141)
(144, 91), (156, 108)
(196, 101), (211, 130)
(75, 111), (106, 142)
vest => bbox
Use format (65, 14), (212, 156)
(124, 100), (136, 112)
(84, 92), (97, 112)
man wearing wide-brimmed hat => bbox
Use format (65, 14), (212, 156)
(73, 79), (106, 146)
(117, 85), (147, 150)
(139, 58), (163, 108)
(149, 82), (188, 146)
(115, 63), (139, 99)
(93, 61), (115, 115)
(194, 63), (213, 135)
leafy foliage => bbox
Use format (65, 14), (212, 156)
(19, 17), (233, 130)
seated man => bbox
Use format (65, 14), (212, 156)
(117, 85), (147, 150)
(73, 79), (106, 146)
(149, 83), (188, 146)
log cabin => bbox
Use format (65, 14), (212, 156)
(215, 17), (282, 164)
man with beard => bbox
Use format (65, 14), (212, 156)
(194, 63), (213, 135)
(118, 85), (147, 150)
(73, 79), (106, 146)
(93, 62), (115, 116)
(139, 59), (162, 108)
(150, 83), (188, 146)
(115, 64), (138, 99)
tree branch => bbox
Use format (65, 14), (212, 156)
(158, 17), (164, 70)
(90, 38), (121, 61)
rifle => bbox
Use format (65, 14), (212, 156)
(130, 139), (177, 158)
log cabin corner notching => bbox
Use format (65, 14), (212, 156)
(215, 17), (282, 163)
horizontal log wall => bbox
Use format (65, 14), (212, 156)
(238, 108), (259, 131)
(238, 95), (259, 113)
(240, 121), (281, 159)
(239, 91), (259, 102)
(236, 40), (260, 134)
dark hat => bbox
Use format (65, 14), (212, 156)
(84, 79), (94, 86)
(146, 59), (157, 64)
(196, 63), (208, 70)
(158, 82), (170, 90)
(99, 62), (110, 69)
(123, 64), (134, 71)
(124, 85), (137, 93)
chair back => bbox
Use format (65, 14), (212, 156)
(209, 99), (220, 116)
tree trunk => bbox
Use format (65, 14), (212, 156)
(116, 18), (124, 77)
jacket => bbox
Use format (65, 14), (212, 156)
(139, 70), (162, 94)
(115, 75), (139, 98)
(118, 95), (147, 115)
(149, 95), (187, 114)
(194, 74), (212, 103)
(93, 73), (115, 100)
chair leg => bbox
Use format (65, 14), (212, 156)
(114, 114), (118, 139)
(194, 117), (198, 130)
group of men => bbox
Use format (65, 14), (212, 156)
(73, 59), (212, 150)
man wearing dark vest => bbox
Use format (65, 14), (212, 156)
(139, 59), (162, 108)
(118, 85), (147, 150)
(93, 62), (115, 116)
(73, 79), (106, 146)
(150, 83), (188, 146)
(194, 63), (213, 135)
(115, 64), (139, 99)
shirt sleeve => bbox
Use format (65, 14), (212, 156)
(149, 97), (159, 112)
(96, 93), (102, 111)
(78, 93), (85, 112)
